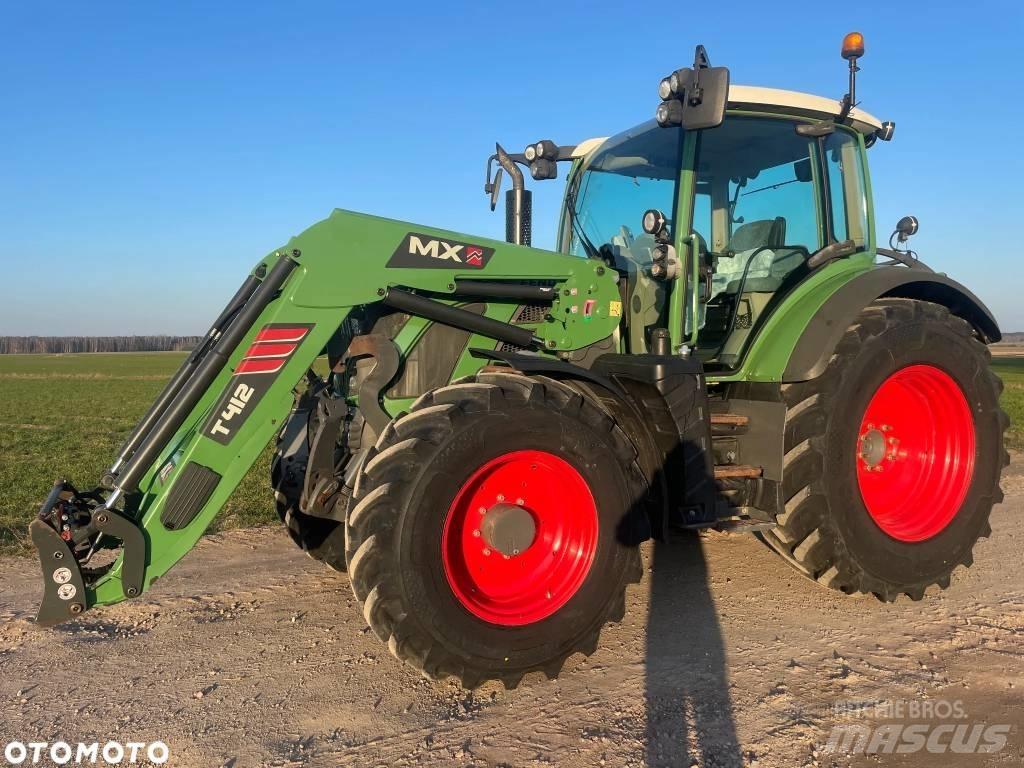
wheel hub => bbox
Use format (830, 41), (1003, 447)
(858, 427), (888, 469)
(480, 503), (536, 557)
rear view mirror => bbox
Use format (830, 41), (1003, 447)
(795, 157), (813, 183)
(488, 168), (504, 211)
(680, 67), (729, 130)
(656, 46), (730, 131)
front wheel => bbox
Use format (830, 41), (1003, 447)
(761, 299), (1009, 600)
(341, 372), (645, 688)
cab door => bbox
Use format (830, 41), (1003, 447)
(683, 115), (871, 369)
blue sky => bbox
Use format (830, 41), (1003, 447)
(2, 1), (1022, 335)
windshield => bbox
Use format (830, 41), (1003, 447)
(566, 121), (682, 262)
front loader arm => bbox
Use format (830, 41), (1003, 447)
(33, 250), (352, 623)
(32, 209), (622, 626)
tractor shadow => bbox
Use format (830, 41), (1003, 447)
(640, 453), (745, 767)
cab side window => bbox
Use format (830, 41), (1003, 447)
(695, 116), (823, 366)
(696, 116), (821, 300)
(824, 129), (869, 248)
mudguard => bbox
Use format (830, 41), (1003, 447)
(782, 266), (1001, 382)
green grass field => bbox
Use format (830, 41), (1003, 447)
(992, 356), (1024, 449)
(0, 353), (276, 555)
(1, 353), (1021, 557)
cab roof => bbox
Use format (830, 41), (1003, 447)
(728, 85), (883, 134)
(571, 85), (884, 159)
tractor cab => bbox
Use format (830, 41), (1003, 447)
(489, 35), (893, 371)
(559, 87), (882, 368)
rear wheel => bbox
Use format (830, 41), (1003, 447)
(340, 372), (645, 688)
(761, 299), (1009, 600)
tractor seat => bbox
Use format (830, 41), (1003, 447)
(723, 247), (806, 294)
(713, 218), (787, 296)
(728, 217), (786, 253)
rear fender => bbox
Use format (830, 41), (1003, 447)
(783, 267), (1001, 382)
(712, 263), (1000, 384)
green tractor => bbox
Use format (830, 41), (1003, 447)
(33, 35), (1008, 688)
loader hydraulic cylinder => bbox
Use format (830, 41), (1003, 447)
(105, 274), (262, 483)
(383, 287), (541, 350)
(114, 252), (299, 495)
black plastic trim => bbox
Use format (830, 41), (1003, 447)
(451, 280), (556, 302)
(161, 462), (221, 531)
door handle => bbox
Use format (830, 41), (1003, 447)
(683, 233), (701, 346)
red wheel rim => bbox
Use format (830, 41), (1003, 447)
(441, 450), (598, 626)
(855, 364), (975, 542)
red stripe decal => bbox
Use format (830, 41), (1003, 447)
(255, 327), (309, 343)
(243, 342), (296, 359)
(235, 358), (286, 375)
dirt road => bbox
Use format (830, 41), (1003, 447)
(2, 461), (1021, 768)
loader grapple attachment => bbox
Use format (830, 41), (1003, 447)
(29, 519), (88, 627)
(31, 479), (150, 626)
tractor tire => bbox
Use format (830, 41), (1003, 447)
(271, 451), (348, 567)
(270, 394), (362, 569)
(760, 298), (1009, 601)
(340, 372), (646, 688)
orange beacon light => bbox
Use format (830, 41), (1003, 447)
(842, 31), (865, 60)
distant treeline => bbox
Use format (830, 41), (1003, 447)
(0, 336), (201, 354)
